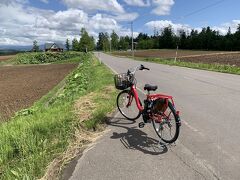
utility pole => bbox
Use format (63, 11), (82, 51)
(131, 21), (134, 58)
(174, 45), (178, 63)
(110, 37), (112, 53)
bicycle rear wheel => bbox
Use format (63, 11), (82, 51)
(117, 90), (141, 120)
(152, 100), (180, 143)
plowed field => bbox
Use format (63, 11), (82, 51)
(0, 63), (77, 120)
(113, 50), (240, 66)
(0, 55), (15, 62)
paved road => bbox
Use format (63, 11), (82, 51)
(65, 52), (240, 180)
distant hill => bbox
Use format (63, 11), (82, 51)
(0, 49), (21, 55)
(0, 44), (45, 52)
(0, 43), (68, 54)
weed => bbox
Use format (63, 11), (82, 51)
(0, 53), (117, 179)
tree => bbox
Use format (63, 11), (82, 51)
(233, 24), (240, 50)
(96, 32), (111, 51)
(32, 40), (39, 52)
(65, 39), (70, 51)
(110, 31), (119, 50)
(79, 28), (95, 52)
(159, 26), (175, 49)
(72, 38), (79, 51)
(178, 29), (187, 49)
(97, 32), (105, 50)
(136, 33), (149, 42)
(138, 39), (154, 49)
(118, 37), (129, 50)
(103, 33), (110, 51)
(187, 29), (199, 49)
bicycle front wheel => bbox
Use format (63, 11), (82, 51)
(152, 100), (180, 143)
(117, 90), (141, 120)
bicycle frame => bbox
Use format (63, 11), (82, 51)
(116, 64), (181, 143)
(130, 85), (180, 116)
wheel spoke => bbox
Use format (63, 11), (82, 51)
(152, 101), (179, 143)
(117, 90), (140, 120)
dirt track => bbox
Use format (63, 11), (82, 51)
(0, 63), (77, 120)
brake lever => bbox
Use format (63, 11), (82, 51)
(139, 64), (144, 70)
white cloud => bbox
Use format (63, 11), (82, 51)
(212, 20), (240, 35)
(145, 19), (240, 35)
(145, 20), (191, 34)
(62, 0), (125, 14)
(0, 2), (137, 46)
(152, 0), (174, 15)
(124, 0), (150, 7)
(89, 14), (119, 31)
(88, 14), (139, 37)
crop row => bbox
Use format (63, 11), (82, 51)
(14, 51), (83, 64)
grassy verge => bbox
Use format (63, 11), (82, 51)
(0, 53), (117, 179)
(110, 53), (240, 75)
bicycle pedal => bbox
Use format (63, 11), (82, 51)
(138, 122), (145, 128)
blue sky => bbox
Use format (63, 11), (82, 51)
(0, 0), (239, 46)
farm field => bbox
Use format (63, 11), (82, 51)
(179, 52), (240, 66)
(0, 63), (77, 120)
(112, 49), (240, 66)
(0, 55), (16, 62)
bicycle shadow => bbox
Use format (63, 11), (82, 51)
(106, 117), (168, 155)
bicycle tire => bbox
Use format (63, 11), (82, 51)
(152, 100), (180, 143)
(117, 90), (141, 120)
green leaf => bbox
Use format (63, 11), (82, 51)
(10, 170), (19, 177)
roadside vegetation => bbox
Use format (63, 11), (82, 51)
(0, 53), (117, 179)
(0, 51), (83, 66)
(142, 57), (240, 75)
(14, 51), (82, 64)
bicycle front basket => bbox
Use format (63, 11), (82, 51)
(114, 73), (132, 90)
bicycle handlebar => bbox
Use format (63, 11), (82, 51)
(128, 64), (150, 75)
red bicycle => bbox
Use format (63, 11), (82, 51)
(114, 65), (181, 143)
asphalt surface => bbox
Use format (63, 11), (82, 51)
(65, 52), (240, 180)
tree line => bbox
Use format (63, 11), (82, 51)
(93, 25), (240, 51)
(66, 24), (240, 52)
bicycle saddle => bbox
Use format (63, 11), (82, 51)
(144, 84), (158, 91)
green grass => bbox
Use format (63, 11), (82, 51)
(141, 58), (240, 75)
(0, 53), (117, 179)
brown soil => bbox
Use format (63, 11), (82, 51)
(0, 55), (15, 62)
(0, 63), (78, 120)
(113, 49), (228, 58)
(113, 50), (240, 66)
(179, 53), (240, 66)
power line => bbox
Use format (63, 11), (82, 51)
(127, 0), (226, 56)
(179, 0), (226, 20)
